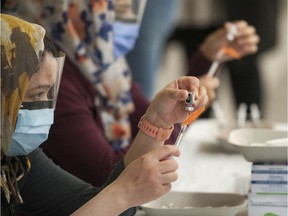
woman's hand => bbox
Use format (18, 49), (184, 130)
(72, 145), (180, 215)
(115, 145), (180, 207)
(200, 20), (260, 62)
(144, 76), (208, 129)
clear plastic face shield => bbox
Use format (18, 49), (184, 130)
(21, 50), (65, 110)
(114, 0), (146, 24)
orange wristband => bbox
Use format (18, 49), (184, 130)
(138, 115), (174, 141)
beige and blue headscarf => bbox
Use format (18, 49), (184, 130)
(3, 0), (136, 149)
(1, 13), (46, 154)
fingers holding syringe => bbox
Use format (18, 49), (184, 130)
(225, 20), (260, 55)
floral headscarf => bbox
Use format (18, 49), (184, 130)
(3, 0), (136, 149)
(1, 13), (45, 154)
(1, 13), (46, 204)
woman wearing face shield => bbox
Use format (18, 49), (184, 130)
(3, 0), (171, 188)
(1, 14), (208, 215)
(5, 39), (65, 157)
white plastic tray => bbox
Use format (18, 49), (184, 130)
(228, 128), (288, 163)
(141, 191), (247, 216)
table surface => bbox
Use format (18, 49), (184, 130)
(172, 119), (252, 194)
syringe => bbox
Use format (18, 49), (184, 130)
(207, 24), (241, 128)
(207, 24), (241, 78)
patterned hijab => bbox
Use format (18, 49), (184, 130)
(1, 13), (46, 154)
(3, 0), (137, 149)
(1, 13), (46, 204)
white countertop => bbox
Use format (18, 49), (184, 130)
(172, 119), (252, 194)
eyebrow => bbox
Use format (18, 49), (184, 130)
(26, 85), (51, 93)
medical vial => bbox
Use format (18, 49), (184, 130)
(227, 24), (237, 41)
(185, 91), (195, 112)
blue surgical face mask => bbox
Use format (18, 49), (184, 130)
(6, 108), (54, 156)
(113, 21), (139, 60)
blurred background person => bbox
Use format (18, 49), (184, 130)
(167, 0), (283, 121)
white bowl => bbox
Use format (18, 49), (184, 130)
(141, 191), (247, 216)
(228, 128), (288, 163)
(216, 120), (273, 153)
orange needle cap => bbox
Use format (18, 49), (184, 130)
(223, 46), (241, 59)
(183, 106), (206, 126)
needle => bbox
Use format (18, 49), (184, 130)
(207, 50), (224, 78)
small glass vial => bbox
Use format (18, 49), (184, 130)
(185, 91), (195, 112)
(227, 24), (237, 41)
